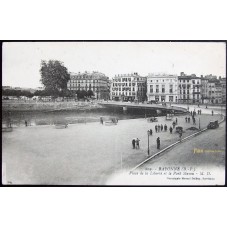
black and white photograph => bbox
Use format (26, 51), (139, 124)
(1, 41), (226, 186)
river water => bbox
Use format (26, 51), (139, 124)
(2, 107), (158, 127)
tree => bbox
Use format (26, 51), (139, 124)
(87, 90), (94, 98)
(76, 90), (87, 99)
(40, 60), (70, 94)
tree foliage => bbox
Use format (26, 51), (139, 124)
(40, 60), (70, 93)
(2, 89), (33, 97)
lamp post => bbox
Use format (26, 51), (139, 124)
(199, 117), (201, 130)
(147, 130), (150, 156)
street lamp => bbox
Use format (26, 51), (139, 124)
(147, 130), (150, 156)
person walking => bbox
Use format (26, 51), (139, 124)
(212, 110), (214, 116)
(190, 111), (193, 116)
(155, 125), (158, 133)
(161, 124), (163, 131)
(150, 129), (153, 136)
(185, 116), (187, 123)
(136, 138), (140, 149)
(164, 124), (167, 131)
(188, 116), (190, 123)
(176, 118), (178, 124)
(169, 126), (173, 134)
(156, 137), (160, 149)
(172, 121), (175, 129)
(132, 139), (136, 149)
(193, 117), (196, 125)
(25, 120), (28, 127)
(179, 131), (182, 142)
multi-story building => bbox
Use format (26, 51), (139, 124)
(67, 71), (109, 100)
(178, 72), (201, 104)
(201, 76), (210, 103)
(147, 73), (178, 103)
(220, 77), (226, 104)
(111, 72), (147, 102)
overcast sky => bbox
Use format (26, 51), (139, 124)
(2, 42), (226, 88)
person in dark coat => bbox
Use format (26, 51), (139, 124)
(156, 137), (160, 149)
(212, 110), (214, 116)
(164, 124), (167, 131)
(161, 124), (163, 131)
(155, 125), (158, 133)
(25, 120), (28, 127)
(176, 118), (178, 124)
(132, 139), (136, 149)
(172, 121), (175, 129)
(179, 131), (182, 141)
(185, 117), (187, 123)
(169, 126), (173, 134)
(188, 117), (190, 123)
(150, 129), (153, 136)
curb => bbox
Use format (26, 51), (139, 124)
(131, 114), (225, 171)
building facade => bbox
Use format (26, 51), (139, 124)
(178, 72), (201, 104)
(111, 72), (147, 102)
(67, 71), (109, 100)
(147, 74), (178, 103)
(220, 77), (226, 104)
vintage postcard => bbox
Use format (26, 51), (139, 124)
(1, 41), (227, 186)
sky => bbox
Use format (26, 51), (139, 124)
(2, 42), (226, 88)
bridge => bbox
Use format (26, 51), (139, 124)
(99, 101), (188, 115)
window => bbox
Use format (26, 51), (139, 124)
(150, 85), (153, 93)
(156, 85), (159, 93)
(162, 85), (165, 93)
(169, 84), (173, 93)
(169, 96), (173, 102)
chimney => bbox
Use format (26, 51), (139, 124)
(180, 72), (185, 76)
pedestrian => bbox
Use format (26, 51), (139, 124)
(164, 124), (167, 131)
(193, 117), (196, 125)
(156, 137), (160, 149)
(150, 129), (153, 136)
(136, 138), (140, 149)
(206, 105), (208, 109)
(179, 131), (182, 142)
(155, 125), (158, 133)
(185, 116), (187, 123)
(176, 118), (178, 124)
(188, 117), (190, 123)
(25, 120), (27, 127)
(212, 110), (214, 116)
(172, 121), (175, 129)
(132, 139), (136, 149)
(190, 111), (193, 116)
(161, 124), (163, 131)
(200, 110), (202, 115)
(100, 117), (103, 125)
(169, 126), (173, 134)
(197, 110), (200, 115)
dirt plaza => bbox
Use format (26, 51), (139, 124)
(2, 105), (222, 185)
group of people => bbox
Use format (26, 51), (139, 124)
(132, 138), (140, 149)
